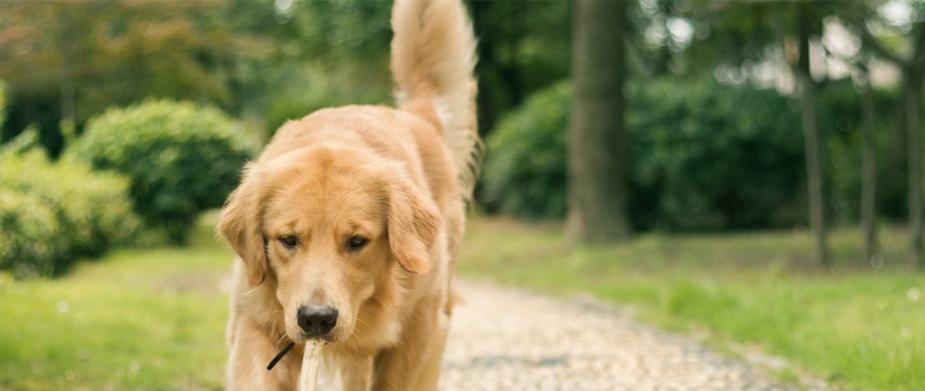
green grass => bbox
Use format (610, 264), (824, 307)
(2, 216), (923, 390)
(0, 220), (231, 391)
(457, 218), (925, 391)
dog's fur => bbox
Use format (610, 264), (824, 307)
(217, 0), (478, 389)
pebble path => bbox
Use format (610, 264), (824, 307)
(440, 280), (811, 391)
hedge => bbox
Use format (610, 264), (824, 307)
(66, 99), (255, 243)
(0, 148), (139, 277)
(482, 79), (806, 230)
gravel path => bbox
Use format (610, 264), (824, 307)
(440, 280), (812, 391)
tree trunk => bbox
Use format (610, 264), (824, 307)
(906, 69), (923, 266)
(567, 0), (630, 243)
(57, 4), (76, 131)
(797, 12), (830, 267)
(860, 82), (878, 263)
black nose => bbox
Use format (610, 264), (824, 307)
(297, 305), (338, 336)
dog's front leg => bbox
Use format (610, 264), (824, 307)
(370, 306), (450, 391)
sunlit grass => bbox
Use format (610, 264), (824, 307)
(0, 218), (231, 391)
(457, 217), (925, 391)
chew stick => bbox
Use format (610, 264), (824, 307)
(266, 342), (295, 371)
(299, 341), (322, 391)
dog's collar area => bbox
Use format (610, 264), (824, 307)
(266, 341), (296, 371)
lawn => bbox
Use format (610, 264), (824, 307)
(0, 220), (231, 391)
(1, 216), (923, 390)
(457, 218), (925, 391)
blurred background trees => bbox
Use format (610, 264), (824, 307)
(2, 0), (925, 273)
(846, 1), (925, 266)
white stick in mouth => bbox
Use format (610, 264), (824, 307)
(298, 341), (323, 391)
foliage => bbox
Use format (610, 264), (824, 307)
(66, 100), (254, 244)
(818, 80), (904, 223)
(0, 189), (60, 277)
(483, 83), (570, 219)
(469, 1), (571, 133)
(629, 78), (804, 230)
(0, 150), (139, 277)
(0, 1), (264, 154)
(263, 65), (391, 136)
(293, 1), (392, 61)
(0, 0), (916, 236)
(0, 125), (41, 157)
(483, 79), (806, 230)
(0, 0), (400, 154)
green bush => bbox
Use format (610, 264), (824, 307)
(0, 150), (139, 277)
(0, 126), (42, 158)
(66, 100), (255, 243)
(482, 79), (806, 230)
(482, 83), (569, 219)
(629, 78), (804, 230)
(0, 189), (60, 277)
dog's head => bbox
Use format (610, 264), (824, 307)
(218, 146), (440, 343)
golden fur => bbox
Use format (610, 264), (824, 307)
(217, 0), (478, 389)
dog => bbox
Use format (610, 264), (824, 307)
(217, 0), (479, 389)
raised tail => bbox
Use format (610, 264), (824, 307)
(390, 0), (481, 199)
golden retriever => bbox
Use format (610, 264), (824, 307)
(217, 0), (479, 389)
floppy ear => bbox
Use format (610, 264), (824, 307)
(386, 177), (442, 274)
(218, 165), (268, 286)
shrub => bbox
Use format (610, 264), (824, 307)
(66, 99), (255, 243)
(482, 78), (806, 230)
(482, 83), (569, 219)
(0, 189), (60, 277)
(0, 150), (140, 277)
(0, 126), (42, 157)
(629, 78), (804, 230)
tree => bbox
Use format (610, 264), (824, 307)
(819, 7), (883, 263)
(675, 1), (838, 266)
(849, 4), (925, 267)
(567, 0), (631, 243)
(0, 1), (260, 153)
(860, 70), (879, 263)
(792, 5), (831, 267)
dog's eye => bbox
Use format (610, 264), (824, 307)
(346, 235), (369, 251)
(279, 235), (298, 249)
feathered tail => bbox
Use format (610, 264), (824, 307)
(390, 0), (481, 199)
